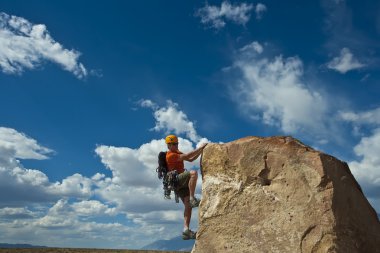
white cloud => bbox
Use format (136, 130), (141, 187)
(92, 100), (209, 244)
(0, 207), (36, 219)
(127, 210), (184, 225)
(0, 102), (208, 248)
(138, 99), (158, 110)
(240, 41), (264, 54)
(49, 173), (93, 199)
(140, 100), (203, 143)
(94, 137), (196, 213)
(229, 41), (329, 135)
(340, 107), (380, 203)
(0, 164), (93, 206)
(0, 128), (55, 205)
(92, 136), (203, 247)
(339, 107), (380, 126)
(0, 127), (93, 206)
(327, 47), (365, 73)
(0, 199), (132, 248)
(95, 143), (162, 188)
(349, 128), (380, 195)
(0, 12), (87, 78)
(72, 200), (117, 216)
(255, 3), (267, 19)
(196, 1), (254, 29)
(321, 0), (372, 67)
(0, 127), (53, 160)
(35, 199), (75, 229)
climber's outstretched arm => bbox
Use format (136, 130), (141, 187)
(179, 143), (207, 162)
(186, 151), (202, 162)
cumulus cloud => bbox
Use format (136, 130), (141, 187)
(93, 136), (203, 247)
(0, 128), (54, 205)
(95, 141), (164, 188)
(91, 100), (209, 245)
(72, 200), (117, 216)
(0, 127), (53, 160)
(94, 137), (196, 213)
(127, 210), (184, 225)
(0, 159), (92, 206)
(0, 128), (132, 247)
(228, 41), (329, 136)
(196, 1), (254, 29)
(0, 127), (93, 206)
(0, 207), (36, 219)
(0, 199), (131, 248)
(327, 48), (365, 73)
(1, 100), (206, 246)
(0, 101), (208, 248)
(139, 99), (203, 143)
(0, 12), (87, 78)
(49, 173), (93, 199)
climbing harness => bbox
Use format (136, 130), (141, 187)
(156, 151), (180, 203)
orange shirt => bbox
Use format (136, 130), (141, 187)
(166, 150), (185, 174)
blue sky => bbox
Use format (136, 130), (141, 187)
(0, 0), (379, 249)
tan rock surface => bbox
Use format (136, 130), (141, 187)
(192, 136), (380, 253)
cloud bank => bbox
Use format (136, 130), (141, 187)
(1, 94), (380, 247)
(0, 12), (87, 78)
(0, 127), (93, 206)
(0, 127), (127, 248)
(0, 100), (207, 248)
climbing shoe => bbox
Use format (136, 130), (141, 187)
(190, 197), (201, 208)
(182, 229), (196, 240)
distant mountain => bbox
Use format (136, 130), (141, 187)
(0, 243), (47, 248)
(141, 236), (194, 252)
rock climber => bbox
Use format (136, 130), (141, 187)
(165, 134), (207, 240)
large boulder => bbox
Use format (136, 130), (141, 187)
(192, 136), (380, 253)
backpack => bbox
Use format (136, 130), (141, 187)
(157, 151), (168, 180)
(156, 151), (179, 203)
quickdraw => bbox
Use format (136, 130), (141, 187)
(165, 170), (179, 203)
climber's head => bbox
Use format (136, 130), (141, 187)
(165, 134), (179, 151)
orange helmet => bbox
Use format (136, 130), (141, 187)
(165, 134), (178, 144)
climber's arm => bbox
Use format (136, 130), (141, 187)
(186, 151), (202, 162)
(179, 143), (207, 162)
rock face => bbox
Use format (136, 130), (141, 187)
(192, 136), (380, 253)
